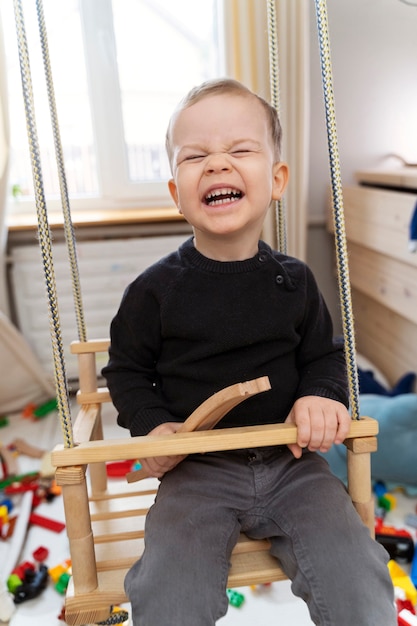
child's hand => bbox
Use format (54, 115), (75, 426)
(140, 422), (187, 478)
(284, 396), (351, 459)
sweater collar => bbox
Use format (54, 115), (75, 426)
(180, 237), (273, 274)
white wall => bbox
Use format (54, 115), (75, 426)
(306, 0), (417, 329)
(309, 0), (417, 222)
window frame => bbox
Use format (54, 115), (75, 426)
(6, 0), (226, 215)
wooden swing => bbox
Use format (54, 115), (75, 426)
(13, 1), (379, 624)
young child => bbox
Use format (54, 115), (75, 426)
(103, 79), (396, 625)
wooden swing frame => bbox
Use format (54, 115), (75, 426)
(12, 0), (380, 623)
(51, 339), (378, 626)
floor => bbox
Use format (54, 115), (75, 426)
(1, 402), (416, 625)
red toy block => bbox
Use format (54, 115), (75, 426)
(29, 513), (65, 533)
(396, 598), (416, 615)
(5, 482), (38, 495)
(398, 608), (417, 626)
(106, 460), (135, 477)
(12, 561), (35, 580)
(33, 546), (49, 562)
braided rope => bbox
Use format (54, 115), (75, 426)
(35, 0), (87, 343)
(314, 0), (360, 419)
(13, 0), (74, 446)
(266, 0), (287, 254)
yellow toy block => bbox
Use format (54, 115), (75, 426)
(48, 559), (71, 583)
(388, 560), (417, 605)
(0, 504), (9, 524)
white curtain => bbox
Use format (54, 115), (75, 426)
(0, 11), (10, 314)
(223, 0), (310, 261)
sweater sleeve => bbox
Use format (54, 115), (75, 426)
(102, 276), (178, 437)
(294, 264), (349, 408)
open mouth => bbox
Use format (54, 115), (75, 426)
(204, 187), (243, 206)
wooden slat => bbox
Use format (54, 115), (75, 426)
(52, 418), (378, 467)
(348, 241), (417, 325)
(232, 535), (271, 554)
(229, 550), (287, 586)
(336, 186), (417, 268)
(95, 539), (145, 572)
(89, 484), (158, 502)
(73, 404), (101, 443)
(76, 388), (112, 405)
(355, 167), (417, 189)
(90, 506), (150, 522)
(65, 549), (287, 626)
(65, 537), (286, 625)
(352, 289), (417, 389)
(71, 339), (110, 354)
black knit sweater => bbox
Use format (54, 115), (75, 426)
(103, 238), (348, 437)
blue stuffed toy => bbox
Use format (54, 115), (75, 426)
(322, 374), (417, 493)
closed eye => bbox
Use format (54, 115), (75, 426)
(184, 154), (205, 161)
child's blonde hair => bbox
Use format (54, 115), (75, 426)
(165, 78), (283, 171)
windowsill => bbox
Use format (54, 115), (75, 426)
(7, 206), (185, 232)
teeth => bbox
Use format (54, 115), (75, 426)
(205, 188), (241, 204)
(209, 197), (236, 206)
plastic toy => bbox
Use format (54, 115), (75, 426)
(55, 571), (71, 595)
(7, 573), (24, 594)
(378, 493), (397, 512)
(398, 608), (417, 626)
(396, 597), (416, 616)
(411, 543), (417, 587)
(0, 470), (38, 491)
(49, 559), (72, 584)
(33, 545), (49, 562)
(0, 504), (9, 525)
(29, 512), (65, 533)
(11, 561), (35, 582)
(32, 397), (58, 418)
(106, 460), (137, 477)
(388, 560), (417, 605)
(22, 398), (57, 420)
(0, 491), (33, 582)
(49, 558), (72, 594)
(226, 588), (245, 607)
(13, 563), (49, 604)
(375, 520), (415, 563)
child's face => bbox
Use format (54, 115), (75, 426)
(168, 93), (288, 254)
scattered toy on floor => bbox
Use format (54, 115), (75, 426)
(13, 563), (49, 604)
(226, 588), (245, 608)
(375, 519), (415, 563)
(22, 398), (57, 420)
(389, 560), (417, 606)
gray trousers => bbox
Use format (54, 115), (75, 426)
(125, 447), (396, 625)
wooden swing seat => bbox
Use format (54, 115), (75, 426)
(51, 339), (379, 626)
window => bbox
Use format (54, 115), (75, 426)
(2, 0), (225, 213)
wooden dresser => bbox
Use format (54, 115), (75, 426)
(332, 170), (417, 389)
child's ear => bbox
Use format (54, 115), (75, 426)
(168, 179), (182, 213)
(271, 162), (289, 200)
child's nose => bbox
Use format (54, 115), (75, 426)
(204, 152), (232, 174)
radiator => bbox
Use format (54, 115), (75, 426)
(10, 234), (188, 382)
